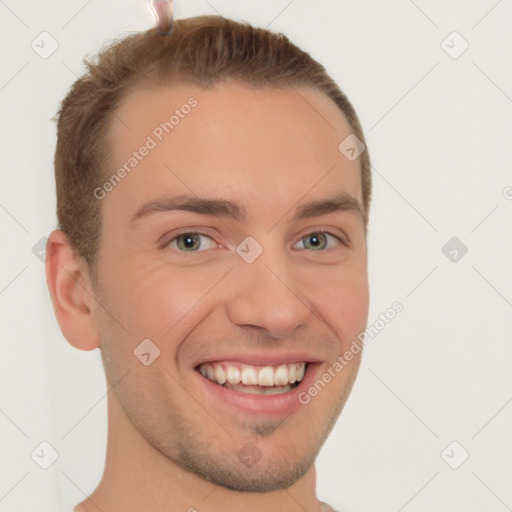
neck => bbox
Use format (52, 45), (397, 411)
(75, 391), (323, 512)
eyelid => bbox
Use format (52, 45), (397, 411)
(298, 225), (350, 244)
(159, 228), (220, 250)
(292, 230), (349, 250)
(159, 227), (351, 252)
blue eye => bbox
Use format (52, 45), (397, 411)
(169, 233), (216, 252)
(293, 232), (343, 251)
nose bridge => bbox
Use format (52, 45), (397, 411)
(225, 241), (312, 338)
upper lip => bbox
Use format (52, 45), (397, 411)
(193, 350), (323, 368)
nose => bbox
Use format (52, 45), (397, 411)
(225, 250), (313, 339)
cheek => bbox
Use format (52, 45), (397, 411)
(306, 267), (369, 344)
(99, 259), (227, 339)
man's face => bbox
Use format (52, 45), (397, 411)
(91, 82), (369, 491)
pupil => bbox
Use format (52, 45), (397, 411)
(181, 234), (198, 249)
(305, 233), (325, 250)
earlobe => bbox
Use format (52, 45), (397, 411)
(45, 230), (100, 351)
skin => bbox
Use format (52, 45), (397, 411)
(46, 82), (369, 512)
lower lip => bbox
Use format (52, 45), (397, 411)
(195, 363), (320, 417)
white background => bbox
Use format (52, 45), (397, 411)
(1, 1), (511, 511)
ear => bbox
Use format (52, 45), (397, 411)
(45, 229), (100, 351)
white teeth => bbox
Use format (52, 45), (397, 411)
(226, 366), (241, 384)
(200, 363), (214, 380)
(241, 366), (258, 385)
(198, 361), (307, 389)
(228, 384), (293, 395)
(288, 364), (297, 384)
(296, 363), (305, 382)
(214, 365), (226, 385)
(257, 366), (274, 386)
(273, 364), (289, 386)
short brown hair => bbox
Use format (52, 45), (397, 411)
(54, 15), (371, 268)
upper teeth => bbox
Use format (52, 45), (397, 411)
(198, 362), (306, 387)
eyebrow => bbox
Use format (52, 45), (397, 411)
(132, 193), (363, 223)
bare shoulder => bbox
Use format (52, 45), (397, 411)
(320, 502), (338, 512)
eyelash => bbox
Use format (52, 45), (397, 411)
(295, 231), (349, 250)
(162, 230), (349, 252)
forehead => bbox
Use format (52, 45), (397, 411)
(104, 82), (363, 220)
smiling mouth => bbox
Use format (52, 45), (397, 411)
(196, 361), (307, 395)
